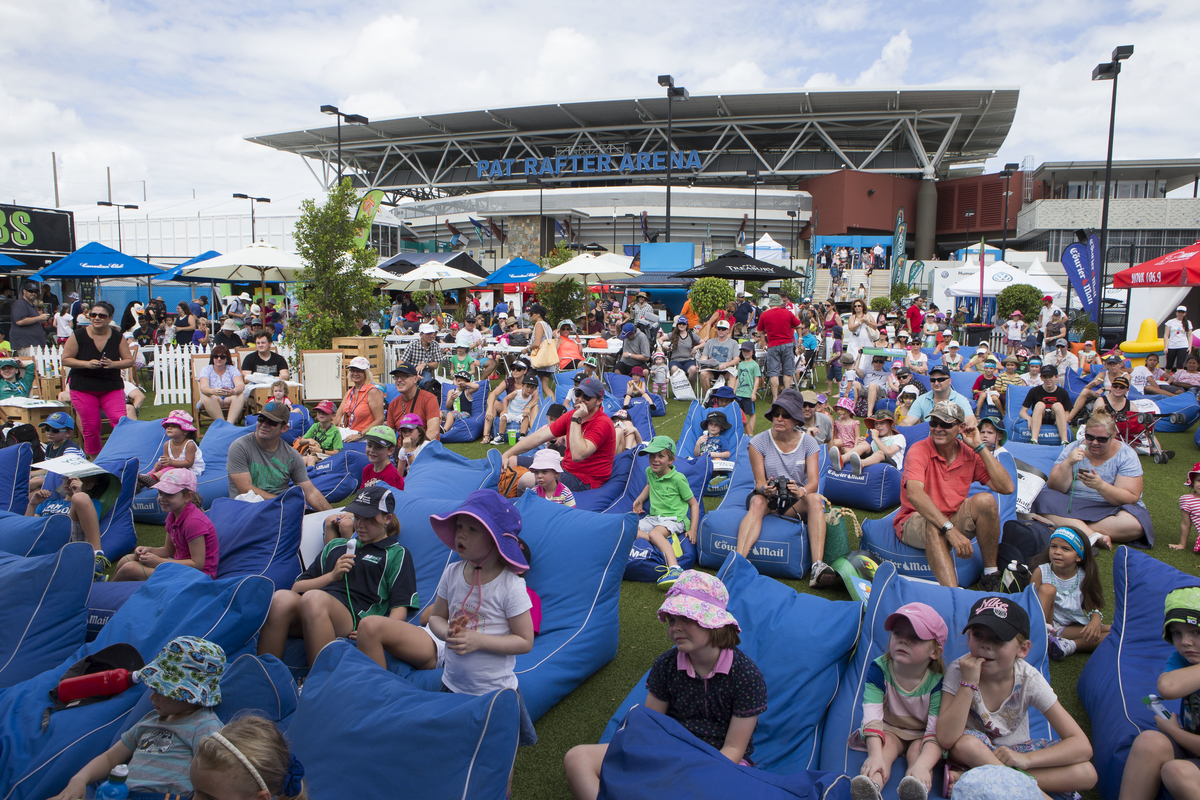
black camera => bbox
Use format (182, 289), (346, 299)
(767, 475), (794, 512)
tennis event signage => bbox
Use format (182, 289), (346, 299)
(476, 150), (702, 179)
(0, 203), (75, 259)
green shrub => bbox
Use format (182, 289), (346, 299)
(870, 296), (891, 312)
(689, 277), (735, 322)
(996, 284), (1044, 325)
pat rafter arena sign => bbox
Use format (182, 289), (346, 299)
(476, 149), (703, 179)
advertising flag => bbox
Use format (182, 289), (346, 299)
(445, 220), (470, 245)
(736, 214), (747, 245)
(891, 207), (907, 287)
(1087, 233), (1102, 320)
(487, 218), (506, 244)
(1061, 242), (1096, 314)
(351, 190), (385, 250)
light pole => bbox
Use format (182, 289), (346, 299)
(999, 163), (1019, 260)
(320, 105), (370, 186)
(746, 169), (761, 256)
(657, 75), (688, 242)
(787, 210), (797, 270)
(963, 209), (980, 321)
(1092, 45), (1134, 310)
(96, 201), (138, 253)
(232, 193), (271, 243)
(612, 197), (620, 254)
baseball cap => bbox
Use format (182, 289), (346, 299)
(1055, 338), (1068, 347)
(348, 356), (371, 371)
(979, 416), (1006, 444)
(258, 401), (290, 424)
(498, 312), (508, 319)
(900, 385), (919, 397)
(641, 435), (677, 455)
(1112, 374), (1130, 388)
(674, 315), (688, 325)
(396, 413), (423, 431)
(521, 374), (539, 386)
(963, 596), (1031, 641)
(573, 372), (585, 385)
(1052, 309), (1062, 316)
(150, 468), (197, 495)
(39, 411), (74, 430)
(948, 340), (960, 349)
(418, 323), (438, 334)
(1105, 354), (1122, 364)
(928, 364), (950, 377)
(885, 602), (948, 646)
(529, 449), (564, 472)
(800, 390), (819, 404)
(715, 319), (731, 330)
(363, 425), (397, 447)
(896, 367), (912, 378)
(1163, 587), (1200, 643)
(390, 363), (419, 377)
(621, 322), (636, 338)
(314, 399), (336, 415)
(454, 371), (472, 381)
(577, 376), (604, 398)
(345, 484), (397, 518)
(1043, 295), (1054, 303)
(584, 357), (599, 368)
(891, 359), (904, 370)
(929, 401), (965, 425)
(1179, 305), (1188, 313)
(1040, 364), (1058, 377)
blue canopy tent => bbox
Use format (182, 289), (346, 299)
(479, 258), (542, 286)
(34, 242), (165, 307)
(0, 254), (23, 268)
(156, 250), (222, 282)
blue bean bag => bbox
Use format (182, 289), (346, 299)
(555, 368), (582, 402)
(601, 553), (863, 776)
(126, 419), (251, 524)
(290, 641), (519, 800)
(215, 653), (299, 725)
(439, 382), (488, 443)
(817, 560), (1053, 798)
(1078, 547), (1198, 800)
(697, 441), (830, 579)
(605, 373), (667, 417)
(0, 543), (93, 690)
(572, 449), (639, 512)
(33, 458), (140, 563)
(246, 403), (314, 445)
(1139, 389), (1200, 433)
(0, 442), (33, 514)
(0, 565), (273, 800)
(306, 447), (370, 505)
(403, 441), (503, 495)
(1005, 384), (1072, 445)
(0, 514), (72, 557)
(948, 369), (979, 400)
(614, 453), (713, 581)
(599, 705), (852, 800)
(822, 463), (901, 512)
(623, 399), (656, 442)
(677, 400), (743, 457)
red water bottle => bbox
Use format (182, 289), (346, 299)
(57, 668), (138, 703)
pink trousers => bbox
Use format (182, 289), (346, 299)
(72, 388), (126, 455)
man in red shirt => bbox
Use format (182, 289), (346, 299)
(905, 296), (926, 337)
(503, 376), (615, 492)
(386, 363), (441, 441)
(756, 295), (802, 400)
(893, 401), (1013, 589)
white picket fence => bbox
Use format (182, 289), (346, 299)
(152, 343), (296, 406)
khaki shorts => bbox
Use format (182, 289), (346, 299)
(900, 503), (979, 549)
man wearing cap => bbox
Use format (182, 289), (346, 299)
(900, 365), (975, 427)
(227, 401), (331, 510)
(799, 389), (833, 444)
(1021, 364), (1072, 442)
(616, 321), (651, 376)
(1043, 339), (1078, 378)
(757, 295), (803, 400)
(9, 282), (48, 355)
(482, 358), (531, 441)
(698, 319), (740, 393)
(387, 363), (441, 442)
(402, 323), (445, 386)
(856, 353), (892, 417)
(503, 376), (615, 493)
(895, 401), (1012, 589)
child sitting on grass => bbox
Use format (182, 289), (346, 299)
(936, 596), (1096, 797)
(297, 399), (343, 467)
(564, 571), (766, 800)
(1031, 526), (1109, 660)
(632, 436), (699, 590)
(113, 469), (219, 581)
(1174, 462), (1200, 552)
(51, 636), (226, 799)
(1115, 587), (1200, 800)
(443, 370), (479, 432)
(693, 410), (732, 460)
(530, 448), (575, 506)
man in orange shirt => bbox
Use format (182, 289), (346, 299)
(386, 363), (441, 441)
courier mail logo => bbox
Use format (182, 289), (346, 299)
(708, 535), (788, 562)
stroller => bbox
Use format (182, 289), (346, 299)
(1086, 396), (1183, 464)
(794, 346), (820, 391)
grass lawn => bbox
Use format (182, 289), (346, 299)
(128, 381), (1200, 799)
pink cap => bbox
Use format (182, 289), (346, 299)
(151, 468), (197, 495)
(397, 413), (423, 430)
(884, 602), (948, 646)
(891, 360), (903, 369)
(314, 399), (336, 414)
(1186, 462), (1200, 486)
(162, 410), (197, 432)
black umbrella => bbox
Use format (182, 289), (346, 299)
(669, 249), (805, 280)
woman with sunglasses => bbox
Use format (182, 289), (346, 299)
(61, 301), (134, 456)
(735, 389), (834, 589)
(197, 344), (247, 424)
(1032, 412), (1153, 547)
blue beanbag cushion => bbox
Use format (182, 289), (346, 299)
(290, 641), (519, 800)
(215, 653), (299, 725)
(822, 463), (901, 512)
(601, 553), (862, 775)
(0, 513), (73, 557)
(0, 543), (93, 689)
(41, 458), (139, 562)
(949, 370), (979, 399)
(1078, 548), (1198, 800)
(817, 560), (1052, 798)
(861, 511), (983, 588)
(1005, 384), (1071, 445)
(128, 419), (250, 524)
(212, 485), (305, 587)
(555, 369), (581, 402)
(440, 384), (488, 443)
(678, 400), (744, 456)
(306, 448), (369, 505)
(1146, 390), (1200, 433)
(573, 449), (640, 512)
(0, 442), (33, 514)
(403, 441), (503, 495)
(0, 565), (273, 800)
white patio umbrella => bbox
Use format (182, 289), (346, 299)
(532, 252), (638, 284)
(179, 241), (307, 324)
(381, 262), (482, 292)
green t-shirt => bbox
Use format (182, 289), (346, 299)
(736, 360), (761, 398)
(0, 363), (36, 400)
(645, 466), (694, 525)
(303, 422), (343, 453)
(449, 353), (474, 375)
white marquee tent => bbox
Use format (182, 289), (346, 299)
(945, 261), (1064, 299)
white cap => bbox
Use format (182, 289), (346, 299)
(348, 356), (371, 370)
(948, 340), (960, 348)
(1179, 305), (1188, 312)
(715, 320), (731, 329)
(498, 312), (508, 319)
(418, 323), (438, 334)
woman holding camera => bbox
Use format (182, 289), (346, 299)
(734, 388), (834, 588)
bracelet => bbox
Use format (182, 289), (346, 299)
(973, 443), (986, 453)
(959, 681), (979, 692)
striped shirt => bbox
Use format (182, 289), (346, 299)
(120, 708), (222, 794)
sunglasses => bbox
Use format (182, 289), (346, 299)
(802, 402), (816, 408)
(1083, 433), (1111, 443)
(767, 410), (795, 420)
(88, 312), (109, 319)
(256, 417), (284, 428)
(928, 418), (960, 429)
(212, 354), (227, 360)
(929, 376), (948, 383)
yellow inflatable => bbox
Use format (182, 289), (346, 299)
(1119, 318), (1164, 368)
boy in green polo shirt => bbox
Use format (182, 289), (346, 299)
(631, 435), (700, 590)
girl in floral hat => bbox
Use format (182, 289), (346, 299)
(52, 636), (226, 799)
(138, 409), (205, 489)
(564, 571), (767, 800)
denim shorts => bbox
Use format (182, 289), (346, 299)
(442, 682), (537, 746)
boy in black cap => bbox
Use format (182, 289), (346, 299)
(693, 410), (733, 460)
(937, 596), (1096, 796)
(1020, 365), (1072, 442)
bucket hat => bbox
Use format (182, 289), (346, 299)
(864, 409), (893, 428)
(657, 571), (739, 631)
(711, 386), (737, 400)
(136, 636), (225, 707)
(835, 396), (856, 414)
(703, 410), (731, 431)
(162, 410), (197, 432)
(885, 602), (948, 646)
(529, 449), (563, 472)
(767, 388), (806, 421)
(1185, 462), (1200, 486)
(151, 468), (197, 495)
(1163, 586), (1200, 643)
(430, 489), (527, 571)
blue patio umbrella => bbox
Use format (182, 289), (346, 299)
(0, 253), (22, 268)
(34, 242), (163, 279)
(156, 250), (221, 282)
(479, 258), (543, 285)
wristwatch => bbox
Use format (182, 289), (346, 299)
(941, 521), (954, 533)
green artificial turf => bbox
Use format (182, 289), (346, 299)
(125, 383), (1200, 799)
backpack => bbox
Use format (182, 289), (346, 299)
(997, 519), (1052, 593)
(42, 643), (145, 731)
(497, 465), (528, 498)
(1, 422), (44, 462)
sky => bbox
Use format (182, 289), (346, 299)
(2, 0), (1197, 212)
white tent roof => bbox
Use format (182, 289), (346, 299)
(946, 261), (1064, 299)
(1026, 259), (1050, 277)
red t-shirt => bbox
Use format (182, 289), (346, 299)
(906, 305), (925, 334)
(548, 409), (616, 489)
(756, 308), (801, 348)
(893, 438), (991, 537)
(361, 462), (404, 491)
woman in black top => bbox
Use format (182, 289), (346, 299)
(62, 302), (134, 456)
(174, 301), (197, 345)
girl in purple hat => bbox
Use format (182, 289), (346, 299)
(564, 571), (766, 800)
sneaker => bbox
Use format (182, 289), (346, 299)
(978, 571), (1004, 593)
(809, 560), (837, 589)
(897, 776), (928, 800)
(656, 565), (683, 590)
(851, 775), (882, 800)
(1049, 635), (1077, 660)
(845, 452), (862, 476)
(93, 552), (111, 582)
(828, 445), (842, 471)
(136, 473), (156, 489)
(489, 435), (505, 445)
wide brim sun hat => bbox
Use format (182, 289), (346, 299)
(430, 489), (528, 571)
(657, 570), (739, 631)
(136, 636), (225, 707)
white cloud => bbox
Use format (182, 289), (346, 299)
(855, 31), (912, 86)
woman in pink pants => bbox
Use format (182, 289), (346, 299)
(62, 301), (135, 455)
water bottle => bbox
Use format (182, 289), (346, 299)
(96, 764), (130, 799)
(57, 669), (138, 703)
(345, 537), (357, 557)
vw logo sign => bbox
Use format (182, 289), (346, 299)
(994, 272), (1014, 282)
(940, 270), (949, 278)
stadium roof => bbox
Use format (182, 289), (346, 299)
(248, 87), (1018, 202)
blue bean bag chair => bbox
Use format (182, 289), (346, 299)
(572, 449), (639, 512)
(1005, 384), (1072, 445)
(817, 560), (1053, 798)
(439, 382), (488, 443)
(403, 441), (503, 495)
(1078, 547), (1198, 800)
(306, 447), (370, 505)
(822, 463), (901, 512)
(0, 514), (72, 557)
(605, 373), (667, 417)
(0, 565), (273, 800)
(677, 400), (743, 458)
(948, 369), (979, 400)
(290, 641), (519, 800)
(124, 419), (250, 524)
(697, 441), (830, 579)
(1137, 389), (1200, 433)
(29, 458), (140, 563)
(623, 399), (656, 442)
(555, 368), (582, 402)
(214, 653), (299, 725)
(0, 442), (33, 514)
(612, 452), (712, 581)
(0, 543), (93, 690)
(602, 554), (863, 771)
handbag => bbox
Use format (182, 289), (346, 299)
(529, 337), (559, 370)
(669, 368), (696, 401)
(293, 438), (314, 456)
(498, 465), (529, 498)
(822, 499), (860, 565)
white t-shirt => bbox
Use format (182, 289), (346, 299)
(872, 432), (907, 470)
(455, 327), (485, 359)
(54, 313), (74, 338)
(1004, 320), (1023, 340)
(436, 562), (532, 695)
(1166, 318), (1193, 349)
(942, 656), (1057, 746)
(1130, 366), (1163, 394)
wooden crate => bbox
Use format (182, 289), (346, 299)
(332, 336), (384, 393)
